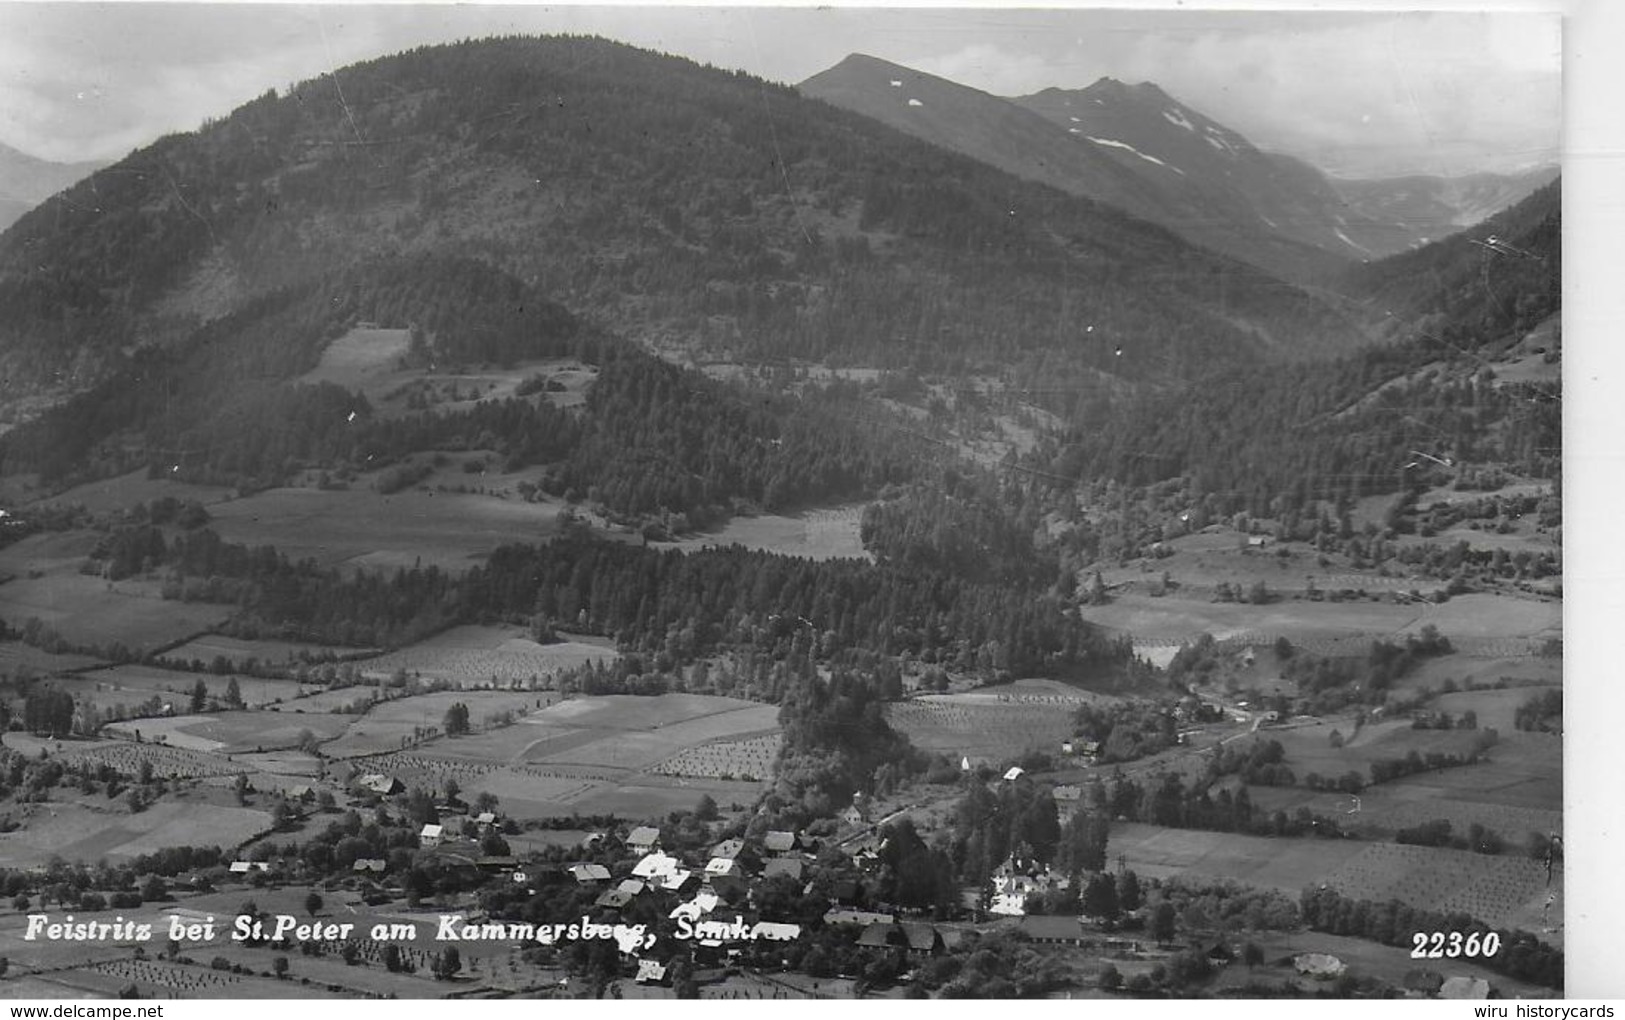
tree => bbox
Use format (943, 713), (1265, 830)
(1242, 941), (1265, 969)
(695, 793), (719, 821)
(225, 677), (243, 708)
(383, 944), (403, 973)
(233, 773), (250, 805)
(304, 891), (323, 917)
(433, 946), (462, 981)
(1116, 869), (1142, 912)
(140, 875), (167, 902)
(1097, 963), (1122, 991)
(272, 956), (289, 979)
(1082, 872), (1120, 925)
(190, 679), (208, 714)
(1150, 902), (1177, 944)
(443, 702), (470, 736)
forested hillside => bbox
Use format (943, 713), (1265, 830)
(0, 35), (1370, 403)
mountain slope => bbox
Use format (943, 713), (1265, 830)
(0, 36), (1370, 404)
(802, 55), (1352, 282)
(1329, 166), (1561, 255)
(0, 141), (105, 234)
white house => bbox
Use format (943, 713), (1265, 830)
(419, 823), (445, 847)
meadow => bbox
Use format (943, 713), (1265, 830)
(355, 624), (617, 684)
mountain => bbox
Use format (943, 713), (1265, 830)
(1328, 166), (1561, 254)
(0, 141), (105, 234)
(802, 54), (1352, 282)
(0, 36), (1370, 406)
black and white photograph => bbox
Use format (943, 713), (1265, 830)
(0, 0), (1606, 1003)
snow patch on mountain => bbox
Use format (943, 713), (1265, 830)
(1161, 108), (1195, 132)
(1085, 137), (1185, 175)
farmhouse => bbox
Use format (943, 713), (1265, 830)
(632, 852), (683, 880)
(357, 774), (402, 796)
(352, 858), (387, 874)
(635, 959), (669, 986)
(626, 825), (662, 850)
(1003, 766), (1025, 781)
(857, 922), (943, 956)
(822, 908), (893, 927)
(838, 804), (867, 826)
(569, 863), (612, 885)
(616, 878), (647, 897)
(762, 830), (797, 854)
(474, 811), (497, 828)
(419, 823), (445, 847)
(709, 838), (745, 860)
(595, 889), (635, 910)
(287, 785), (313, 801)
(751, 922), (801, 942)
(1294, 953), (1346, 978)
(228, 861), (270, 874)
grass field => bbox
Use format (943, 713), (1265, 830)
(204, 483), (568, 573)
(0, 639), (104, 676)
(886, 683), (1118, 761)
(654, 503), (870, 561)
(162, 633), (377, 669)
(25, 467), (233, 515)
(356, 624), (617, 684)
(0, 792), (270, 866)
(68, 667), (306, 710)
(104, 709), (353, 754)
(321, 689), (556, 758)
(0, 573), (225, 650)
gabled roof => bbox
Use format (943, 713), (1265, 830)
(474, 811), (497, 825)
(419, 823), (444, 838)
(632, 852), (682, 879)
(1003, 766), (1025, 781)
(1052, 785), (1082, 801)
(750, 922), (801, 941)
(357, 774), (401, 794)
(762, 830), (797, 853)
(822, 908), (892, 927)
(705, 857), (742, 877)
(656, 869), (694, 891)
(635, 959), (668, 984)
(709, 838), (745, 859)
(569, 863), (612, 884)
(616, 878), (647, 896)
(595, 889), (635, 909)
(901, 922), (942, 953)
(1016, 915), (1085, 941)
(626, 825), (661, 847)
(352, 858), (387, 872)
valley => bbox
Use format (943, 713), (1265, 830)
(0, 25), (1563, 1004)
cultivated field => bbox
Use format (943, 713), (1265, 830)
(321, 689), (557, 758)
(0, 639), (104, 676)
(1106, 822), (1369, 896)
(1324, 842), (1561, 937)
(651, 732), (781, 780)
(355, 624), (617, 684)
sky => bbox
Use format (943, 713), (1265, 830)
(0, 1), (1564, 178)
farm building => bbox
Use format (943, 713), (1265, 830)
(1016, 915), (1086, 945)
(762, 857), (804, 881)
(357, 774), (402, 796)
(763, 830), (797, 854)
(823, 908), (893, 927)
(1003, 766), (1025, 781)
(228, 861), (269, 874)
(670, 890), (720, 921)
(352, 858), (387, 874)
(709, 838), (745, 860)
(634, 959), (669, 986)
(569, 863), (611, 885)
(838, 804), (867, 826)
(857, 922), (943, 956)
(477, 856), (519, 872)
(1294, 953), (1346, 978)
(655, 869), (696, 892)
(616, 878), (647, 897)
(626, 825), (662, 850)
(632, 852), (683, 879)
(751, 922), (801, 942)
(419, 823), (445, 847)
(595, 889), (635, 910)
(474, 811), (497, 828)
(1053, 785), (1082, 803)
(286, 785), (313, 801)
